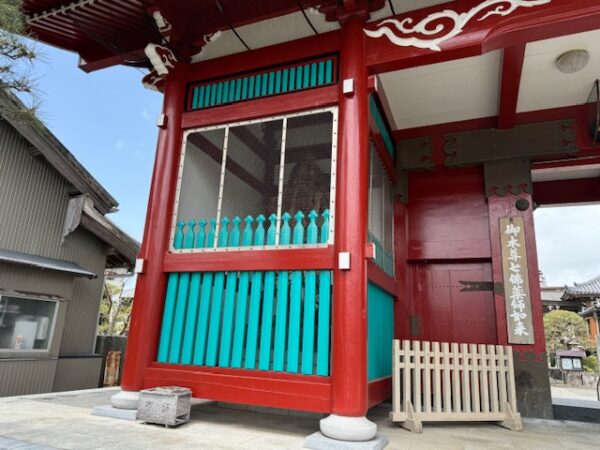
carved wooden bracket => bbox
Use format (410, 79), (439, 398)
(484, 158), (532, 197)
(396, 137), (434, 170)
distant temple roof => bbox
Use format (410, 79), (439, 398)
(562, 275), (600, 300)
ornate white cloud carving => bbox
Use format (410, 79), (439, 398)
(364, 0), (552, 51)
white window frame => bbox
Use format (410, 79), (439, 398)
(0, 293), (60, 354)
(170, 106), (338, 253)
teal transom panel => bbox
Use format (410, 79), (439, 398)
(369, 95), (395, 159)
(188, 55), (337, 111)
(367, 282), (394, 381)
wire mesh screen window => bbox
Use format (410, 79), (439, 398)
(172, 107), (337, 251)
(368, 144), (395, 276)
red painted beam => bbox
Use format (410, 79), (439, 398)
(144, 364), (331, 413)
(497, 44), (526, 129)
(366, 0), (600, 74)
(182, 85), (338, 129)
(368, 377), (392, 409)
(533, 177), (600, 205)
(367, 260), (397, 297)
(163, 247), (336, 272)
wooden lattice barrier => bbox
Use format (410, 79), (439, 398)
(391, 340), (523, 433)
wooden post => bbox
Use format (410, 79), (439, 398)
(330, 16), (370, 418)
(120, 64), (186, 392)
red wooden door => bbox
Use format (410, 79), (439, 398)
(410, 262), (497, 345)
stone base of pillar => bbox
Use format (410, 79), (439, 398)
(110, 390), (140, 410)
(304, 432), (388, 450)
(319, 414), (378, 441)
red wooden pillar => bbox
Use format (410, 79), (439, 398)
(120, 64), (187, 392)
(331, 17), (370, 418)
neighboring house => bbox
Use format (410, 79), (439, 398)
(541, 286), (570, 313)
(0, 91), (139, 396)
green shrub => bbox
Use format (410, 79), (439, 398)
(583, 355), (598, 373)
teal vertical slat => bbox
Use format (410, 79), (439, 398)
(234, 79), (242, 101)
(218, 217), (241, 367)
(316, 210), (331, 376)
(197, 85), (206, 109)
(244, 215), (266, 369)
(281, 69), (289, 93)
(289, 67), (296, 91)
(267, 71), (275, 95)
(192, 218), (217, 365)
(209, 83), (217, 106)
(248, 76), (255, 99)
(368, 282), (394, 380)
(301, 210), (319, 374)
(272, 212), (292, 372)
(241, 77), (249, 100)
(231, 216), (254, 368)
(275, 70), (282, 94)
(180, 219), (207, 364)
(157, 221), (185, 362)
(221, 80), (229, 104)
(229, 80), (236, 102)
(258, 214), (278, 370)
(168, 220), (196, 363)
(303, 64), (310, 88)
(325, 59), (333, 84)
(286, 211), (305, 373)
(261, 73), (268, 96)
(192, 87), (200, 110)
(203, 84), (211, 108)
(205, 217), (230, 366)
(310, 62), (317, 87)
(217, 82), (224, 105)
(256, 75), (263, 98)
(296, 66), (302, 90)
(317, 61), (325, 86)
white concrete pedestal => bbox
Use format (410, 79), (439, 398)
(319, 414), (378, 441)
(110, 390), (140, 410)
(91, 390), (140, 421)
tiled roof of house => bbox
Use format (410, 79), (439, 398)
(562, 274), (600, 300)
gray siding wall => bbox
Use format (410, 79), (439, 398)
(0, 358), (57, 396)
(0, 118), (109, 393)
(52, 357), (102, 392)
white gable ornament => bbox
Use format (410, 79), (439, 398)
(364, 0), (552, 51)
(145, 43), (177, 76)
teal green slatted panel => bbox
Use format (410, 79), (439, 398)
(222, 81), (229, 104)
(180, 220), (206, 364)
(317, 61), (325, 86)
(255, 75), (263, 98)
(229, 80), (236, 102)
(296, 66), (302, 91)
(286, 211), (305, 373)
(289, 67), (296, 91)
(192, 218), (217, 365)
(370, 95), (395, 158)
(192, 87), (200, 110)
(241, 77), (248, 100)
(261, 73), (268, 96)
(209, 83), (217, 106)
(275, 71), (282, 94)
(244, 215), (266, 369)
(258, 214), (278, 370)
(368, 282), (394, 380)
(301, 210), (319, 374)
(168, 221), (195, 363)
(218, 217), (241, 367)
(267, 72), (275, 95)
(197, 86), (206, 109)
(303, 64), (310, 88)
(205, 217), (230, 366)
(248, 76), (255, 99)
(316, 210), (331, 376)
(281, 69), (289, 93)
(231, 216), (254, 368)
(325, 59), (333, 84)
(272, 213), (292, 371)
(310, 63), (317, 87)
(157, 222), (185, 362)
(234, 79), (242, 101)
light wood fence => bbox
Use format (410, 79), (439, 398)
(391, 340), (522, 432)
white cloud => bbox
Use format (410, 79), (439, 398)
(534, 204), (600, 286)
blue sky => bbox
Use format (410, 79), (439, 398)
(28, 42), (599, 287)
(30, 42), (163, 242)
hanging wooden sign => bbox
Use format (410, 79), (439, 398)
(500, 216), (535, 345)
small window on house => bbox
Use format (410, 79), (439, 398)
(0, 295), (58, 352)
(368, 143), (394, 276)
(172, 107), (337, 250)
